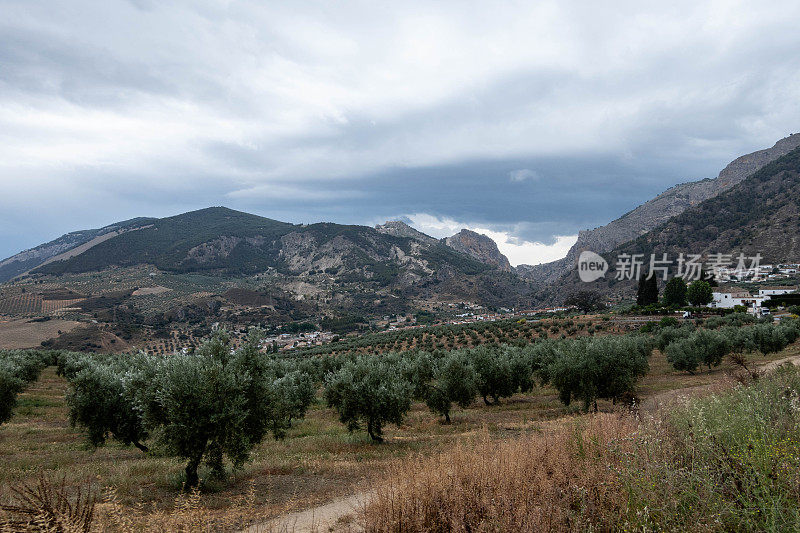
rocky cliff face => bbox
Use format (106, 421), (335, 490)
(445, 229), (512, 271)
(517, 133), (800, 283)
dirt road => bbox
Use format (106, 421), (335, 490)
(244, 491), (369, 533)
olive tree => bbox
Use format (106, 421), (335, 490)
(66, 353), (150, 451)
(324, 355), (412, 442)
(65, 331), (311, 487)
(424, 350), (478, 422)
(0, 362), (24, 425)
(544, 336), (651, 410)
(0, 350), (52, 426)
(469, 346), (516, 405)
(666, 329), (729, 373)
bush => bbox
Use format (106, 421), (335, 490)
(659, 316), (679, 328)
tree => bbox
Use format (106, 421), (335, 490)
(687, 280), (713, 306)
(64, 331), (306, 487)
(469, 346), (516, 405)
(636, 273), (659, 306)
(666, 329), (729, 373)
(66, 354), (150, 452)
(0, 364), (24, 425)
(663, 277), (688, 307)
(324, 355), (412, 442)
(424, 351), (478, 422)
(564, 290), (605, 313)
(0, 350), (51, 426)
(544, 336), (651, 410)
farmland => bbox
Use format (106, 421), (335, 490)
(2, 317), (800, 531)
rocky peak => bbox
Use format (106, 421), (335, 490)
(445, 229), (512, 271)
(375, 220), (438, 244)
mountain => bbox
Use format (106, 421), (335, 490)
(445, 229), (512, 272)
(375, 220), (438, 244)
(0, 208), (535, 317)
(615, 145), (800, 262)
(518, 133), (800, 282)
(540, 144), (800, 303)
(0, 217), (156, 283)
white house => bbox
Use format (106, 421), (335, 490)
(758, 286), (796, 297)
(711, 288), (766, 309)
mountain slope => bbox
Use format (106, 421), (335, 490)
(0, 217), (155, 283)
(27, 207), (499, 282)
(518, 133), (800, 282)
(616, 145), (800, 261)
(539, 145), (800, 304)
(32, 207), (294, 276)
(5, 207), (537, 312)
(375, 221), (438, 244)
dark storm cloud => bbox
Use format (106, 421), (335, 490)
(2, 0), (800, 264)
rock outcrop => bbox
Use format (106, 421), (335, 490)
(445, 229), (512, 271)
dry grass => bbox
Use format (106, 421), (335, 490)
(361, 415), (634, 532)
(0, 319), (81, 350)
(360, 361), (800, 532)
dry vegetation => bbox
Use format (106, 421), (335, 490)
(1, 343), (798, 531)
(0, 319), (81, 350)
(361, 362), (800, 532)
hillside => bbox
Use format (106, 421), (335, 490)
(375, 220), (438, 244)
(518, 133), (800, 282)
(541, 145), (800, 303)
(0, 208), (537, 341)
(616, 145), (800, 261)
(0, 217), (155, 283)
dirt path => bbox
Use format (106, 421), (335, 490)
(642, 353), (800, 411)
(244, 491), (370, 533)
(758, 353), (800, 372)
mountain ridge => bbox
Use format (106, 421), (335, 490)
(517, 133), (800, 283)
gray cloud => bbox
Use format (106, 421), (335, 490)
(1, 0), (800, 263)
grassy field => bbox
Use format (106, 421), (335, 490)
(1, 343), (797, 530)
(0, 318), (82, 349)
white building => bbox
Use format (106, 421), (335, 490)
(711, 288), (766, 309)
(758, 286), (796, 297)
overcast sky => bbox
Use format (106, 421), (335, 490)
(2, 1), (799, 265)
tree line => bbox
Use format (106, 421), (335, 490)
(0, 349), (60, 425)
(645, 314), (800, 373)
